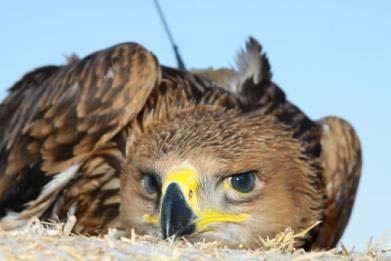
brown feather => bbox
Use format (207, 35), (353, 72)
(0, 42), (161, 227)
(312, 116), (362, 249)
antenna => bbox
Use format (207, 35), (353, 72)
(153, 0), (186, 70)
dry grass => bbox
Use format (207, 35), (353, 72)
(0, 217), (389, 260)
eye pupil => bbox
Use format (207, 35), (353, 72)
(230, 172), (255, 193)
(143, 174), (160, 194)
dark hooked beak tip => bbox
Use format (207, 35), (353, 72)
(161, 183), (196, 239)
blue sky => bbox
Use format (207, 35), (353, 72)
(0, 1), (390, 250)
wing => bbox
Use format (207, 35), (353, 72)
(0, 42), (160, 228)
(192, 68), (238, 89)
(312, 116), (362, 249)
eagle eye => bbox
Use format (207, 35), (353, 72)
(228, 172), (255, 193)
(142, 173), (161, 194)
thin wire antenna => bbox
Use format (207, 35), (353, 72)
(153, 0), (186, 70)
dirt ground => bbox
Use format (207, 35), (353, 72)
(0, 218), (389, 260)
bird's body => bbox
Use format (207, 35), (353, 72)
(0, 38), (361, 250)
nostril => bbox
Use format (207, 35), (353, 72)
(189, 190), (193, 198)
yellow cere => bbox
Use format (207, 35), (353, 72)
(163, 164), (200, 212)
(143, 214), (159, 225)
(143, 163), (248, 230)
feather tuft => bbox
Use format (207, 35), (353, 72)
(235, 37), (272, 88)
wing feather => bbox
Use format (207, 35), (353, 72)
(313, 116), (362, 249)
(0, 42), (160, 225)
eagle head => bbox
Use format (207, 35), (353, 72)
(120, 104), (323, 248)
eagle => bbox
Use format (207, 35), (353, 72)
(0, 38), (361, 250)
